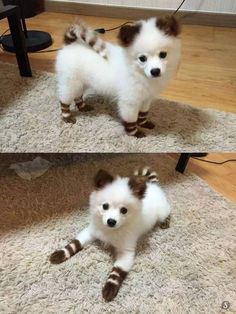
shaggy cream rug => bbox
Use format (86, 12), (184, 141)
(0, 62), (236, 152)
(0, 153), (235, 314)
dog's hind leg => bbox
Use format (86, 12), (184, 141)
(75, 96), (94, 112)
(138, 101), (155, 129)
(74, 85), (94, 112)
(59, 79), (83, 124)
(60, 102), (76, 124)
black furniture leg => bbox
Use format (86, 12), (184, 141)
(7, 7), (32, 77)
(175, 153), (191, 173)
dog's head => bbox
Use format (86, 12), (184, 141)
(118, 16), (181, 78)
(89, 169), (146, 229)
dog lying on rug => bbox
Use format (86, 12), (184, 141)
(56, 16), (181, 137)
(50, 167), (171, 301)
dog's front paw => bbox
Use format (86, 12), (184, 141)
(139, 120), (155, 129)
(102, 267), (127, 301)
(50, 250), (67, 264)
(102, 281), (120, 301)
(134, 129), (146, 138)
(62, 116), (76, 124)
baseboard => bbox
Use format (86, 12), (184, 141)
(45, 1), (236, 27)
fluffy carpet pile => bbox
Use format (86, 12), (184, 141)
(0, 153), (235, 313)
(0, 62), (236, 152)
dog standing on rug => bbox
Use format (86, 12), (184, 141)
(56, 16), (181, 137)
(50, 167), (171, 301)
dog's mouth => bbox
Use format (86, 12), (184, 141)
(144, 72), (161, 79)
(107, 225), (117, 229)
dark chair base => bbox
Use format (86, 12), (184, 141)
(175, 153), (191, 173)
(2, 30), (53, 52)
(176, 153), (208, 173)
(0, 5), (32, 77)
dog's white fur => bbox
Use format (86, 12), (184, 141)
(75, 172), (171, 272)
(56, 17), (181, 125)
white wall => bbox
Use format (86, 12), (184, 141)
(60, 0), (236, 14)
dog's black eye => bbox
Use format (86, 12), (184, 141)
(139, 55), (147, 63)
(120, 207), (128, 215)
(159, 51), (167, 59)
(103, 203), (109, 210)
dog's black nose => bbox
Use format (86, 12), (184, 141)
(150, 68), (160, 77)
(107, 218), (116, 227)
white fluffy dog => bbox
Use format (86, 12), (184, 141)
(56, 16), (181, 137)
(50, 167), (171, 301)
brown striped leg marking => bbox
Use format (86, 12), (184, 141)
(159, 215), (171, 229)
(50, 239), (82, 264)
(138, 111), (155, 129)
(60, 102), (76, 124)
(122, 121), (146, 138)
(102, 267), (128, 301)
(75, 98), (94, 112)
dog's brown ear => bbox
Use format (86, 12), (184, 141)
(128, 177), (146, 199)
(156, 15), (181, 37)
(94, 169), (114, 188)
(118, 23), (141, 47)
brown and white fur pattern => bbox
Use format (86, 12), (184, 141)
(60, 22), (107, 123)
(50, 167), (171, 301)
(64, 22), (107, 58)
(56, 16), (181, 136)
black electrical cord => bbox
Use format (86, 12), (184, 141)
(192, 157), (236, 165)
(95, 21), (133, 34)
(31, 48), (60, 53)
(0, 28), (9, 50)
(173, 0), (187, 15)
(95, 0), (187, 34)
(104, 21), (134, 31)
(0, 28), (9, 41)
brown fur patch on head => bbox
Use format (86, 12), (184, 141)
(128, 176), (147, 199)
(94, 169), (114, 189)
(118, 23), (141, 47)
(156, 15), (181, 37)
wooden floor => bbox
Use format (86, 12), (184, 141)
(172, 153), (236, 204)
(0, 12), (236, 203)
(0, 12), (236, 112)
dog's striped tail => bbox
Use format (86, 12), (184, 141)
(133, 167), (158, 183)
(64, 22), (107, 59)
(49, 239), (82, 264)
